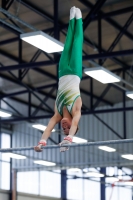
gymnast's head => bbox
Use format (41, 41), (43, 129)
(61, 117), (79, 135)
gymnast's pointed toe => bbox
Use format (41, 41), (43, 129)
(75, 8), (82, 19)
(70, 6), (76, 20)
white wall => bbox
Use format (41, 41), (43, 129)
(0, 190), (61, 200)
(17, 192), (61, 200)
(0, 190), (9, 200)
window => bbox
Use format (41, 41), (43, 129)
(67, 169), (100, 200)
(17, 170), (61, 198)
(40, 170), (61, 198)
(106, 167), (132, 200)
(17, 171), (39, 194)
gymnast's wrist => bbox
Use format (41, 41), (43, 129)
(64, 135), (73, 142)
(38, 139), (47, 146)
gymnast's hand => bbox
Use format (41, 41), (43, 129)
(59, 135), (73, 152)
(34, 139), (47, 152)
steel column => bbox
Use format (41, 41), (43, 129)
(90, 78), (93, 109)
(28, 92), (31, 117)
(98, 13), (102, 65)
(9, 133), (12, 200)
(18, 39), (22, 79)
(100, 168), (106, 200)
(123, 72), (126, 139)
(61, 170), (67, 200)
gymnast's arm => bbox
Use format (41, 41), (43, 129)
(59, 97), (82, 152)
(69, 97), (82, 136)
(34, 107), (62, 152)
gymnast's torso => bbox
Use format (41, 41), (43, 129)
(55, 75), (81, 116)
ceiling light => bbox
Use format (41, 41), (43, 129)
(34, 160), (56, 166)
(125, 181), (133, 186)
(83, 168), (89, 173)
(121, 154), (133, 160)
(68, 168), (81, 172)
(0, 110), (12, 118)
(126, 91), (133, 99)
(20, 31), (64, 53)
(84, 67), (121, 84)
(98, 146), (116, 152)
(73, 137), (87, 143)
(106, 177), (119, 182)
(3, 153), (26, 159)
(86, 172), (104, 178)
(32, 124), (55, 132)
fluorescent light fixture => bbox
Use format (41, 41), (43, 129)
(3, 153), (26, 159)
(73, 136), (87, 143)
(0, 110), (12, 118)
(126, 91), (133, 99)
(121, 154), (133, 160)
(83, 168), (89, 173)
(84, 67), (121, 84)
(98, 146), (116, 152)
(125, 181), (133, 186)
(20, 31), (64, 53)
(34, 160), (56, 166)
(68, 168), (81, 172)
(32, 124), (55, 132)
(106, 177), (119, 182)
(86, 172), (104, 178)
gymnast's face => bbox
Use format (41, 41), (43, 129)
(61, 118), (72, 135)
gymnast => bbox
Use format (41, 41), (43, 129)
(34, 6), (83, 152)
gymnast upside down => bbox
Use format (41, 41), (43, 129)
(34, 6), (83, 152)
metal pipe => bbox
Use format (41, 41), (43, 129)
(0, 8), (38, 31)
(0, 138), (133, 152)
(0, 18), (24, 33)
(120, 78), (133, 89)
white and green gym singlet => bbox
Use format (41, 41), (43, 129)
(56, 17), (83, 116)
(55, 75), (80, 116)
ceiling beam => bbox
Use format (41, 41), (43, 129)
(0, 49), (133, 72)
(93, 6), (133, 20)
(0, 73), (55, 100)
(1, 106), (133, 122)
(83, 0), (107, 30)
(79, 0), (133, 41)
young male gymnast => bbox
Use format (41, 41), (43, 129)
(34, 6), (83, 152)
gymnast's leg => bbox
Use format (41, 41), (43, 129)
(70, 8), (83, 79)
(58, 6), (76, 78)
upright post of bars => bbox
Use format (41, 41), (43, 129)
(100, 167), (106, 200)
